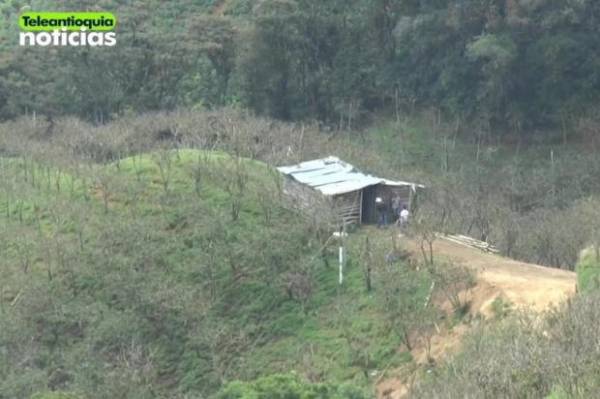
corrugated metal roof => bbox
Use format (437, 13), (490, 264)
(277, 156), (423, 196)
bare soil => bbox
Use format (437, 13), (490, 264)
(376, 236), (577, 399)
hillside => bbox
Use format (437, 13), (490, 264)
(0, 149), (427, 398)
(0, 150), (313, 397)
(0, 102), (599, 398)
(378, 237), (577, 398)
(4, 0), (600, 397)
(12, 145), (575, 399)
(414, 238), (576, 314)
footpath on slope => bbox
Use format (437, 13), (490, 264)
(377, 236), (577, 399)
(412, 237), (576, 313)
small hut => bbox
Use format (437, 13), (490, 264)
(277, 156), (424, 226)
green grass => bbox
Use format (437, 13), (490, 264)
(240, 227), (421, 385)
(545, 386), (569, 399)
(576, 247), (600, 293)
(0, 149), (424, 398)
(490, 297), (512, 319)
(244, 256), (408, 382)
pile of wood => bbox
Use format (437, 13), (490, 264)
(441, 234), (499, 254)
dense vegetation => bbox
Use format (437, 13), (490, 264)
(4, 109), (600, 271)
(3, 0), (600, 135)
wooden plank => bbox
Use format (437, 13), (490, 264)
(442, 234), (499, 254)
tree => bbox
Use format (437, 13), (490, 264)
(360, 236), (373, 292)
(377, 261), (424, 350)
(410, 205), (439, 266)
(431, 261), (475, 315)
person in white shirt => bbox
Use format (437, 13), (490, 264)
(398, 205), (409, 228)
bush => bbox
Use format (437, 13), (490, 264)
(576, 247), (600, 293)
(412, 292), (600, 398)
(215, 373), (370, 399)
(490, 297), (512, 319)
(30, 393), (81, 399)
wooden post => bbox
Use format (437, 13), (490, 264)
(339, 224), (347, 285)
(339, 246), (344, 285)
(359, 190), (363, 224)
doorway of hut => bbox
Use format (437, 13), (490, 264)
(361, 185), (379, 224)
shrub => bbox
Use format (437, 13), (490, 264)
(576, 247), (600, 293)
(215, 373), (370, 399)
(30, 393), (81, 399)
(490, 297), (512, 319)
(413, 292), (600, 398)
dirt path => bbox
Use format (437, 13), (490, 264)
(413, 238), (576, 314)
(377, 236), (577, 399)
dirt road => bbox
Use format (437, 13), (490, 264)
(412, 237), (576, 314)
(377, 236), (577, 399)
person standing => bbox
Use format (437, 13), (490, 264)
(391, 195), (402, 221)
(376, 196), (387, 228)
(398, 205), (410, 229)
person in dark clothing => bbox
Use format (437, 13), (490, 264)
(391, 195), (402, 221)
(376, 196), (387, 227)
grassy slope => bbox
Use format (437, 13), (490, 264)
(0, 149), (423, 398)
(576, 247), (600, 293)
